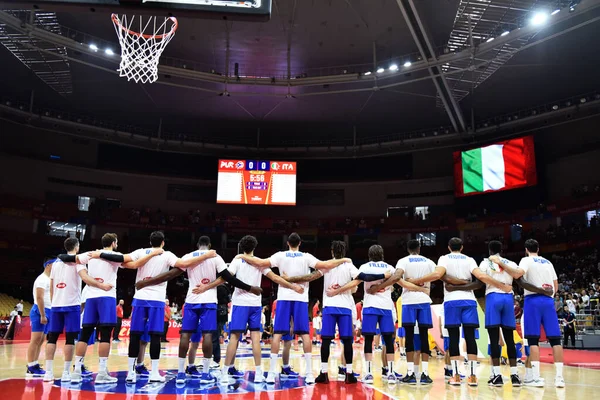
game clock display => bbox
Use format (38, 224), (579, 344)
(216, 160), (297, 205)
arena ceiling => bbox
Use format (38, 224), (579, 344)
(1, 0), (600, 143)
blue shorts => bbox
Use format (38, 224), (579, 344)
(524, 345), (530, 357)
(362, 308), (395, 335)
(191, 325), (202, 343)
(182, 303), (217, 333)
(321, 307), (353, 339)
(30, 305), (51, 334)
(229, 306), (262, 333)
(402, 303), (433, 328)
(443, 337), (450, 351)
(273, 300), (309, 335)
(282, 332), (294, 341)
(131, 299), (165, 335)
(141, 322), (151, 343)
(414, 331), (421, 350)
(523, 295), (561, 339)
(82, 297), (116, 327)
(444, 300), (479, 328)
(48, 305), (81, 333)
(397, 327), (405, 337)
(485, 293), (516, 329)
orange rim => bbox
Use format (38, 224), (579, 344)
(111, 14), (178, 40)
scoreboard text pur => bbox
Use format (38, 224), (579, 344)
(216, 160), (297, 205)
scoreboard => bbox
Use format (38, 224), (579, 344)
(216, 160), (297, 205)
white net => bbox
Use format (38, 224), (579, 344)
(111, 14), (178, 84)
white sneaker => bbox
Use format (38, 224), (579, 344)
(70, 372), (82, 384)
(305, 373), (315, 385)
(386, 373), (397, 385)
(555, 376), (565, 388)
(266, 372), (276, 384)
(95, 371), (118, 384)
(126, 370), (137, 384)
(220, 375), (234, 385)
(524, 378), (545, 387)
(149, 373), (166, 383)
(60, 371), (71, 382)
(43, 372), (54, 382)
(254, 373), (266, 383)
(209, 361), (220, 370)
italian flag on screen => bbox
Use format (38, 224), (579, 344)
(454, 136), (536, 196)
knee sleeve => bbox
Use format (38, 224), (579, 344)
(342, 338), (353, 364)
(448, 327), (461, 357)
(549, 338), (562, 347)
(65, 331), (78, 345)
(405, 328), (415, 352)
(364, 335), (374, 354)
(129, 333), (141, 358)
(79, 326), (95, 344)
(320, 338), (332, 363)
(463, 327), (478, 355)
(502, 328), (517, 359)
(383, 334), (394, 351)
(150, 334), (161, 360)
(419, 329), (430, 355)
(488, 327), (501, 359)
(98, 326), (113, 343)
(47, 332), (59, 344)
(528, 337), (539, 346)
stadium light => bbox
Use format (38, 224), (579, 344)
(530, 12), (549, 26)
(403, 61), (412, 67)
(486, 37), (494, 43)
(376, 67), (385, 73)
(551, 9), (561, 15)
(89, 44), (99, 51)
(364, 71), (372, 76)
(501, 31), (510, 36)
(389, 64), (399, 71)
(105, 48), (114, 55)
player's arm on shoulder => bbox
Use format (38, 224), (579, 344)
(411, 266), (446, 285)
(135, 268), (184, 290)
(238, 254), (271, 268)
(265, 271), (304, 294)
(123, 248), (164, 269)
(326, 278), (362, 297)
(315, 257), (352, 271)
(218, 268), (262, 295)
(365, 268), (400, 294)
(78, 269), (113, 291)
(514, 277), (552, 296)
(397, 277), (431, 294)
(489, 255), (524, 279)
(472, 268), (511, 292)
(445, 277), (485, 292)
(175, 250), (217, 269)
(283, 269), (323, 283)
(191, 277), (225, 294)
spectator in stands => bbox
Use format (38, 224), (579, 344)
(514, 299), (523, 320)
(581, 290), (590, 311)
(113, 299), (124, 342)
(566, 294), (577, 314)
(16, 300), (23, 316)
(561, 305), (577, 348)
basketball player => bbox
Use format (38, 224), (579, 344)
(76, 285), (96, 379)
(121, 231), (218, 384)
(65, 233), (163, 384)
(26, 257), (54, 378)
(43, 238), (113, 382)
(237, 232), (352, 385)
(408, 237), (512, 387)
(490, 239), (564, 388)
(219, 235), (305, 385)
(134, 236), (262, 385)
(367, 239), (435, 385)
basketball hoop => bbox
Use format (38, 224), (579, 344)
(111, 14), (178, 84)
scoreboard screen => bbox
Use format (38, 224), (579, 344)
(216, 160), (297, 205)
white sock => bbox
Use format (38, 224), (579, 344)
(532, 361), (540, 379)
(407, 361), (414, 375)
(74, 356), (84, 373)
(387, 360), (393, 374)
(452, 360), (460, 376)
(422, 361), (428, 375)
(64, 361), (72, 373)
(28, 361), (37, 367)
(400, 346), (405, 354)
(256, 366), (263, 378)
(304, 353), (312, 375)
(469, 360), (477, 376)
(137, 362), (144, 367)
(270, 354), (278, 373)
(346, 363), (353, 373)
(202, 357), (210, 372)
(128, 358), (136, 373)
(178, 358), (186, 374)
(446, 363), (452, 371)
(283, 364), (290, 369)
(366, 361), (372, 374)
(525, 367), (533, 380)
(555, 362), (563, 378)
(321, 362), (328, 373)
(415, 364), (420, 376)
(510, 366), (518, 375)
(99, 357), (107, 373)
(492, 366), (500, 376)
(152, 359), (160, 375)
(46, 360), (53, 373)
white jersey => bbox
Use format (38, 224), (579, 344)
(78, 252), (122, 300)
(182, 250), (228, 304)
(33, 273), (51, 309)
(16, 303), (23, 312)
(396, 255), (435, 305)
(479, 255), (517, 295)
(270, 251), (319, 303)
(131, 248), (179, 302)
(358, 261), (395, 310)
(322, 262), (359, 310)
(228, 258), (271, 307)
(49, 258), (85, 308)
(438, 305), (449, 337)
(519, 255), (557, 297)
(438, 253), (478, 302)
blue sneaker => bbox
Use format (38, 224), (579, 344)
(402, 373), (417, 385)
(199, 372), (216, 384)
(362, 374), (374, 384)
(281, 366), (299, 378)
(228, 366), (244, 378)
(186, 365), (201, 379)
(81, 365), (93, 377)
(176, 372), (187, 385)
(394, 372), (403, 379)
(26, 364), (46, 378)
(135, 364), (150, 377)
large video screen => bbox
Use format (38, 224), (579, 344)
(217, 160), (296, 205)
(454, 136), (537, 197)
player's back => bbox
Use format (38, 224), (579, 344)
(479, 256), (517, 295)
(133, 249), (179, 301)
(398, 255), (435, 304)
(33, 273), (51, 308)
(359, 261), (395, 310)
(50, 259), (84, 308)
(183, 250), (227, 304)
(271, 250), (318, 302)
(86, 251), (121, 299)
(229, 257), (268, 306)
(438, 252), (477, 302)
(520, 256), (557, 296)
(322, 262), (358, 309)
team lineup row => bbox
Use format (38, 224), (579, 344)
(25, 231), (565, 389)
